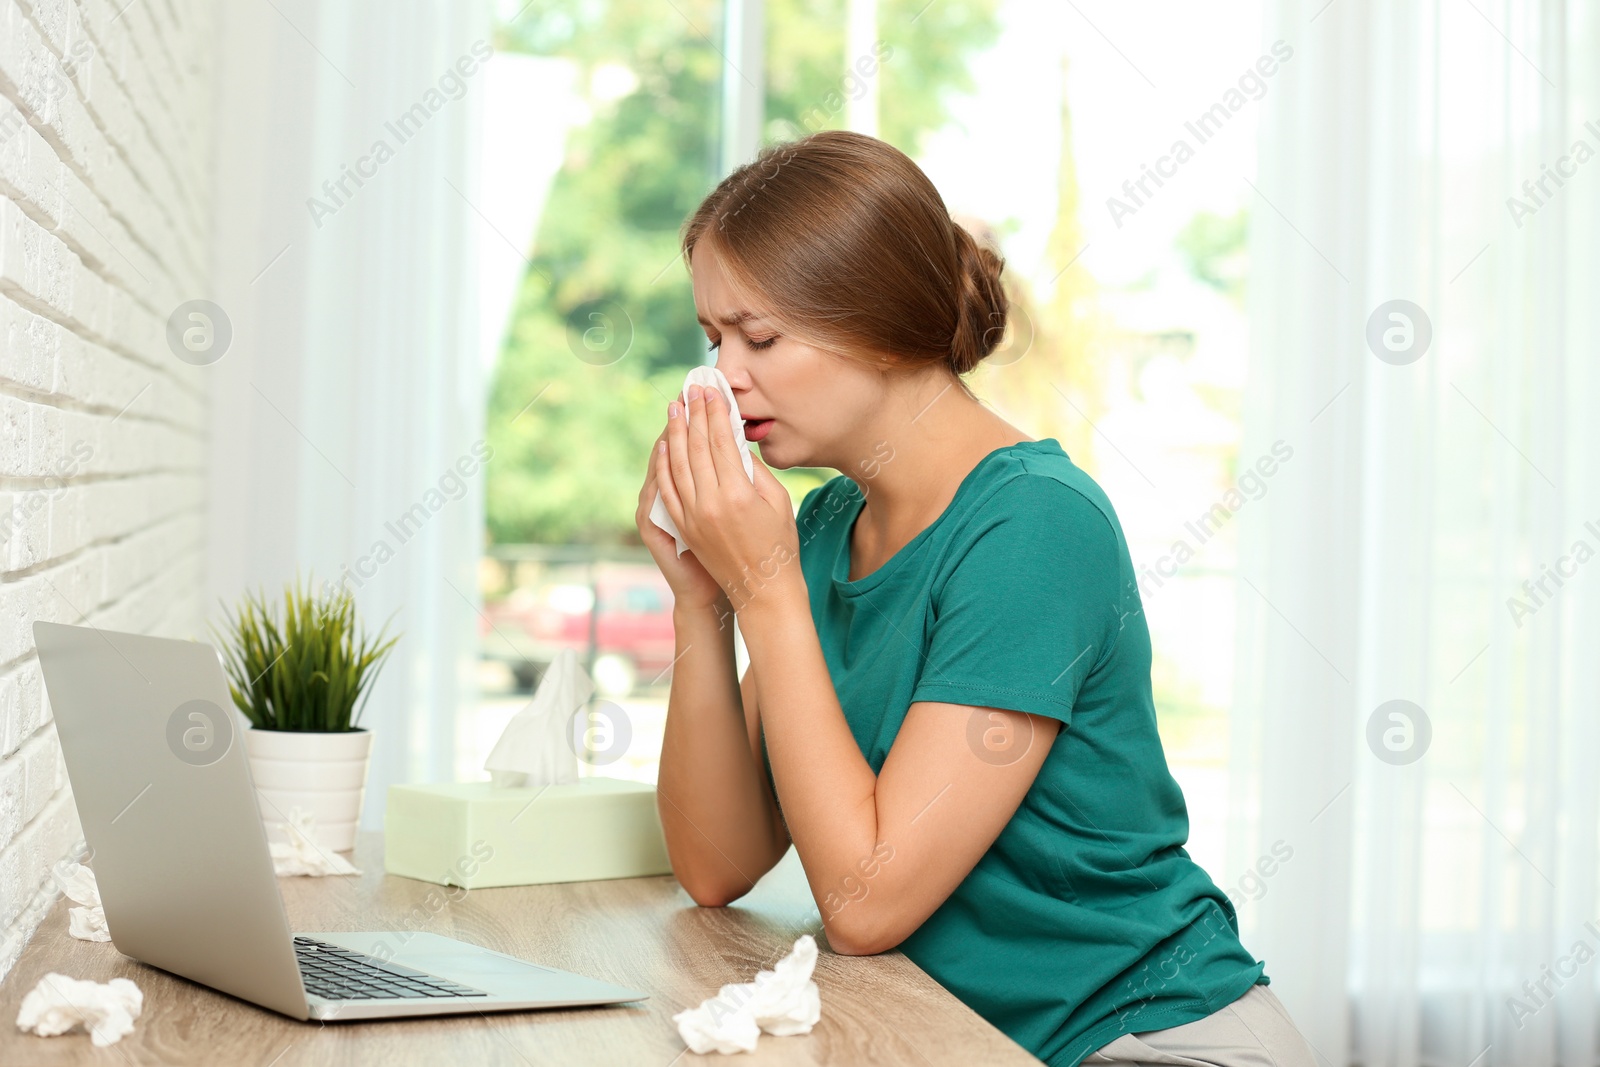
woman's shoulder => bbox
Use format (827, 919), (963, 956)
(973, 439), (1124, 544)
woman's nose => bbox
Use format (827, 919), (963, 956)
(711, 354), (751, 392)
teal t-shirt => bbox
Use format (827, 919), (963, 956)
(776, 437), (1268, 1067)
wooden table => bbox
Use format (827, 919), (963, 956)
(0, 833), (1042, 1065)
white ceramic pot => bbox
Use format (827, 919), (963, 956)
(244, 728), (373, 852)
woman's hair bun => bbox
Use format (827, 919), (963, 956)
(681, 131), (1010, 392)
(949, 222), (1009, 376)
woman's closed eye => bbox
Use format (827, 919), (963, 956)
(707, 334), (778, 353)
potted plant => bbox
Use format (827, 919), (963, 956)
(213, 577), (399, 853)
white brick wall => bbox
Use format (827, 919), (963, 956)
(0, 0), (213, 981)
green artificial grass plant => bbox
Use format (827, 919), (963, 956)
(213, 577), (400, 732)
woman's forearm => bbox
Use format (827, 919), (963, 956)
(736, 586), (885, 925)
(657, 603), (787, 905)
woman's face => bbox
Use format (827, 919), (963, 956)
(690, 240), (891, 472)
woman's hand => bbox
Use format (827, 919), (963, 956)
(655, 384), (804, 616)
(636, 417), (729, 614)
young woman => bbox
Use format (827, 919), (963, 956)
(637, 130), (1317, 1067)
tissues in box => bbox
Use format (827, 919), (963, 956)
(384, 778), (672, 888)
(389, 648), (672, 888)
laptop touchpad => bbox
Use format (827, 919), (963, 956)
(388, 934), (639, 999)
(409, 953), (553, 979)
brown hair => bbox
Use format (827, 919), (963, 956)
(680, 130), (1008, 396)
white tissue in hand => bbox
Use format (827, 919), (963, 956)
(16, 973), (143, 1046)
(51, 861), (110, 943)
(673, 934), (821, 1055)
(484, 647), (591, 788)
(648, 365), (755, 557)
(268, 807), (362, 876)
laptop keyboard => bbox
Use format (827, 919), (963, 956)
(294, 936), (489, 1001)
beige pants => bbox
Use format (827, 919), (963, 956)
(1083, 984), (1319, 1067)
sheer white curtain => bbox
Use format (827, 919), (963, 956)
(207, 2), (492, 826)
(1232, 2), (1600, 1065)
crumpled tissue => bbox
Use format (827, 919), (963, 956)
(268, 807), (362, 876)
(648, 365), (755, 557)
(50, 861), (110, 942)
(15, 973), (143, 1046)
(672, 934), (822, 1055)
(483, 647), (590, 789)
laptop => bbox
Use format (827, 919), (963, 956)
(32, 620), (649, 1021)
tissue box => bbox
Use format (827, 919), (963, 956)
(384, 778), (672, 889)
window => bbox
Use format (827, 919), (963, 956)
(465, 3), (1262, 845)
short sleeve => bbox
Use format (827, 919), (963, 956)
(908, 477), (1125, 725)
